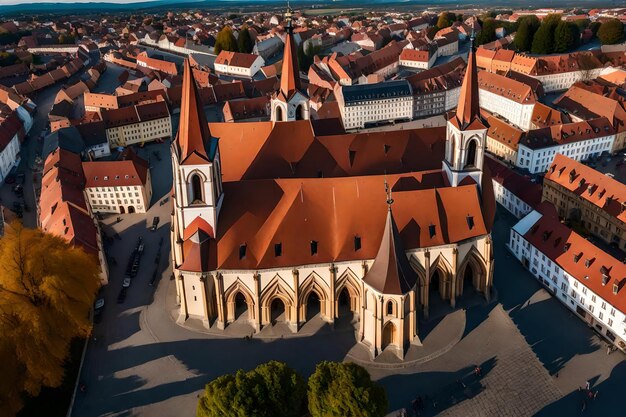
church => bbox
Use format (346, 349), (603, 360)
(170, 10), (496, 359)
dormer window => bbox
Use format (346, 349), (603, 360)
(602, 274), (609, 286)
(239, 244), (247, 260)
(613, 280), (620, 295)
(274, 243), (282, 257)
(585, 258), (593, 268)
(354, 235), (361, 251)
(428, 224), (436, 238)
(466, 216), (474, 230)
(574, 252), (582, 263)
(310, 240), (318, 256)
(104, 176), (109, 180)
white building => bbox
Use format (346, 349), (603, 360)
(516, 118), (615, 174)
(82, 151), (152, 214)
(484, 156), (541, 219)
(103, 101), (172, 148)
(214, 51), (265, 78)
(336, 80), (413, 130)
(478, 71), (536, 130)
(399, 48), (436, 70)
(509, 204), (626, 352)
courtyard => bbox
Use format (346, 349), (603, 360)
(70, 141), (626, 417)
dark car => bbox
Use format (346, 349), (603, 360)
(117, 287), (127, 304)
(94, 298), (105, 323)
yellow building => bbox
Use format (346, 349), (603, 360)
(103, 101), (171, 147)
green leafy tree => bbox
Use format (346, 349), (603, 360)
(597, 18), (625, 45)
(475, 18), (497, 46)
(237, 25), (254, 53)
(308, 361), (388, 417)
(214, 26), (238, 55)
(589, 21), (602, 37)
(197, 361), (307, 417)
(0, 222), (101, 416)
(554, 21), (579, 53)
(426, 25), (439, 40)
(514, 15), (540, 52)
(436, 12), (456, 29)
(573, 18), (590, 32)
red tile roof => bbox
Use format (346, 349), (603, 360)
(524, 203), (626, 314)
(545, 154), (626, 223)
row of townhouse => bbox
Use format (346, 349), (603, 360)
(509, 202), (626, 352)
(542, 154), (626, 251)
(102, 101), (172, 148)
(335, 57), (466, 129)
(486, 116), (616, 174)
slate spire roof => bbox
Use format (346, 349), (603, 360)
(177, 58), (213, 165)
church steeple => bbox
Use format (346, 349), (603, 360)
(454, 34), (480, 130)
(280, 4), (302, 99)
(270, 4), (309, 122)
(443, 33), (487, 188)
(177, 59), (212, 165)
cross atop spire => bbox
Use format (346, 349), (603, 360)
(279, 4), (302, 98)
(384, 177), (394, 209)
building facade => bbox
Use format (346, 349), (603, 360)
(82, 152), (152, 214)
(509, 204), (626, 352)
(542, 154), (626, 251)
(103, 101), (172, 147)
(214, 51), (265, 78)
(478, 71), (536, 130)
(337, 80), (413, 130)
(516, 118), (616, 174)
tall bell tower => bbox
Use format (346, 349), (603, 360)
(270, 5), (309, 122)
(443, 35), (487, 188)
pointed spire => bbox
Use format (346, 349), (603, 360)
(363, 206), (417, 295)
(280, 3), (302, 98)
(177, 59), (212, 164)
(455, 33), (480, 129)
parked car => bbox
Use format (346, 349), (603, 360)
(94, 298), (105, 322)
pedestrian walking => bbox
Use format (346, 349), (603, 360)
(593, 391), (598, 400)
(581, 400), (586, 413)
(607, 345), (611, 355)
(587, 390), (594, 400)
(585, 381), (590, 390)
(474, 366), (482, 377)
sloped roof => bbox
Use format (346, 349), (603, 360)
(207, 172), (488, 270)
(363, 208), (418, 295)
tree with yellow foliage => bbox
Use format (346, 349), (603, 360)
(0, 222), (100, 416)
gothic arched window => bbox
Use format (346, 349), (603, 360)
(465, 139), (478, 169)
(190, 173), (204, 204)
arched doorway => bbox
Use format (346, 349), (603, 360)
(191, 174), (203, 203)
(382, 321), (397, 350)
(275, 106), (284, 121)
(465, 139), (478, 168)
(270, 298), (286, 324)
(305, 292), (321, 321)
(128, 206), (135, 214)
(431, 269), (444, 301)
(337, 287), (351, 317)
(295, 104), (305, 120)
(234, 292), (248, 320)
(119, 206), (125, 214)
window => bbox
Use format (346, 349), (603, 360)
(274, 243), (282, 257)
(310, 240), (318, 256)
(387, 300), (394, 316)
(608, 318), (613, 327)
(239, 244), (247, 260)
(354, 235), (361, 251)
